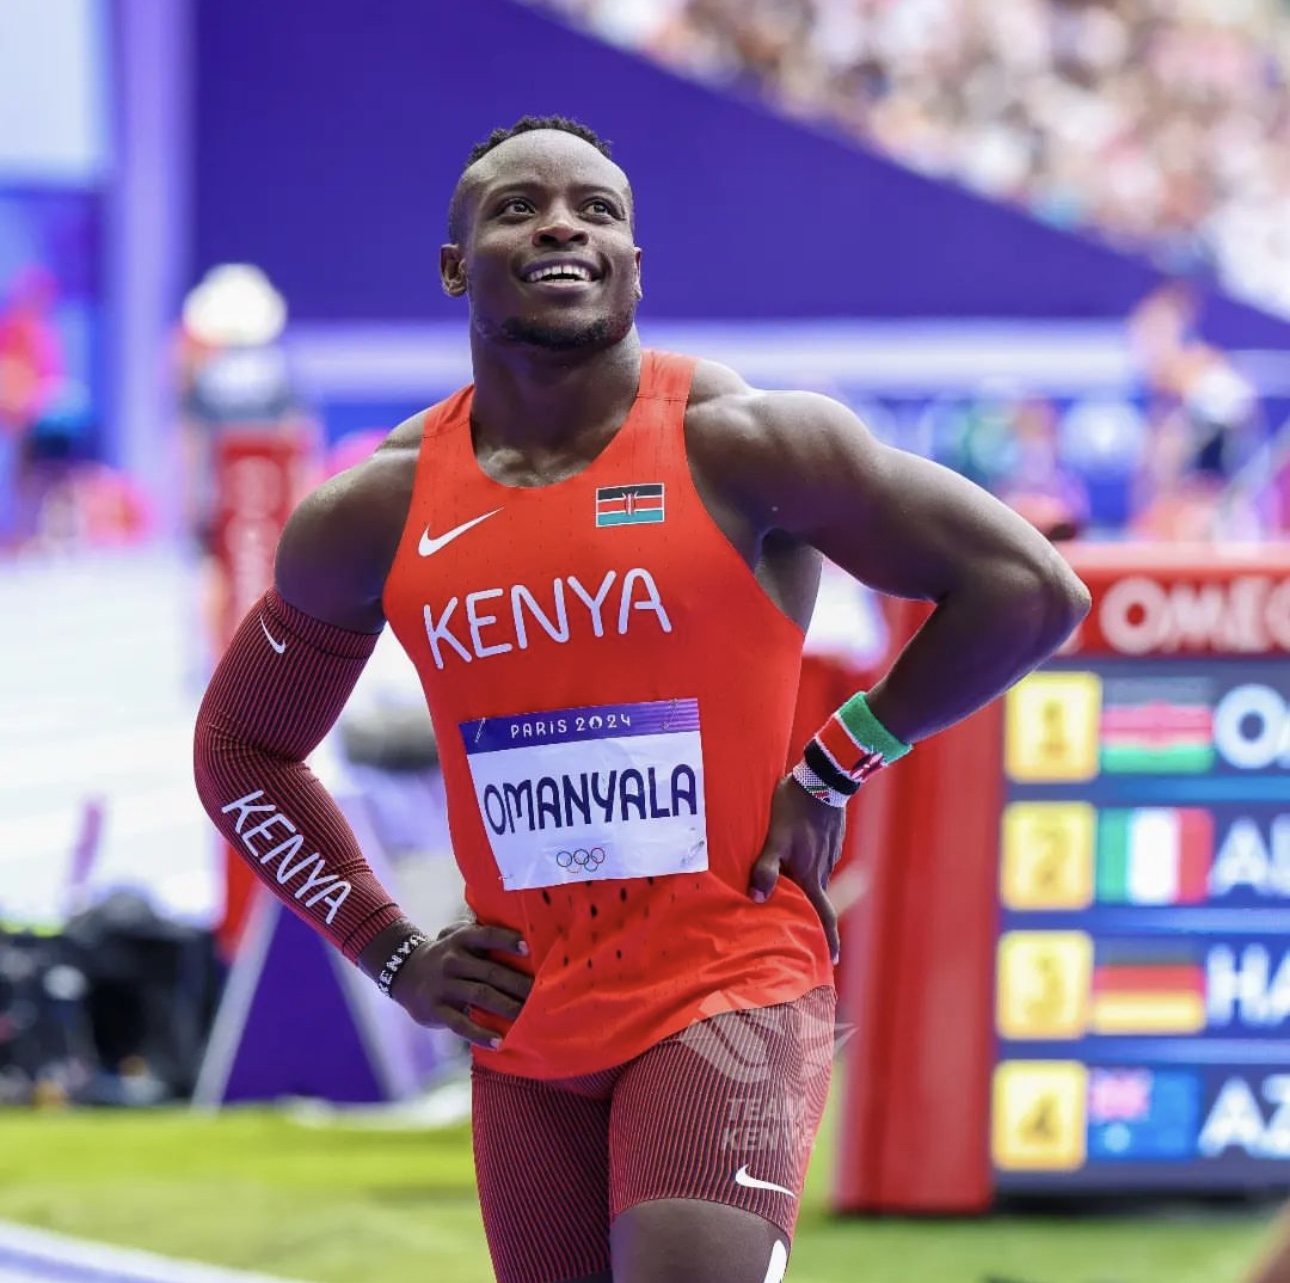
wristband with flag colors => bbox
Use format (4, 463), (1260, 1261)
(792, 692), (912, 808)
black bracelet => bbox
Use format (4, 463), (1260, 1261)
(376, 930), (429, 998)
(803, 738), (862, 799)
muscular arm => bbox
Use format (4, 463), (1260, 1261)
(695, 375), (1092, 743)
(192, 433), (425, 979)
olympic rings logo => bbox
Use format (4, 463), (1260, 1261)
(556, 847), (607, 871)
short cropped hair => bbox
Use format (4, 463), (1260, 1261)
(447, 115), (615, 242)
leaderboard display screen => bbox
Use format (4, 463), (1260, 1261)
(991, 655), (1290, 1191)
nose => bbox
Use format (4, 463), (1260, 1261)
(534, 208), (588, 247)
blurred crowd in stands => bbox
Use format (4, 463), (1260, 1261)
(938, 279), (1277, 541)
(531, 0), (1290, 320)
(5, 0), (1290, 555)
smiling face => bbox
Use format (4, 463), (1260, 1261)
(442, 130), (642, 354)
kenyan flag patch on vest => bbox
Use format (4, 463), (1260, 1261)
(595, 483), (665, 527)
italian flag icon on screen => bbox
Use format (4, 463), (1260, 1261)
(1096, 808), (1214, 905)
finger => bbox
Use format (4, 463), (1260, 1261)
(449, 978), (526, 1022)
(822, 833), (845, 888)
(432, 1004), (505, 1050)
(827, 820), (847, 882)
(461, 924), (529, 957)
(442, 946), (535, 1001)
(806, 883), (841, 966)
(442, 954), (534, 1005)
(749, 831), (788, 902)
(477, 959), (535, 1004)
(749, 852), (782, 902)
(436, 909), (478, 941)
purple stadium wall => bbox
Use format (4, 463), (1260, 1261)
(193, 0), (1290, 348)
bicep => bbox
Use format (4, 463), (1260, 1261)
(754, 394), (1071, 602)
(273, 470), (395, 634)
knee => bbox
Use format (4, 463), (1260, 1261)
(611, 1199), (789, 1283)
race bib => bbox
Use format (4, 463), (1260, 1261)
(460, 699), (709, 891)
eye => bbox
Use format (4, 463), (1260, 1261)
(586, 198), (618, 218)
(499, 197), (534, 216)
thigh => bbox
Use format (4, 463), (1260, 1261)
(608, 986), (837, 1280)
(471, 1062), (614, 1283)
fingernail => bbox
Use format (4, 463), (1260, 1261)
(517, 940), (529, 956)
(751, 889), (766, 904)
(489, 1036), (502, 1050)
(832, 952), (841, 966)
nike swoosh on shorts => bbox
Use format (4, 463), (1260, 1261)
(259, 616), (287, 655)
(733, 1165), (796, 1199)
(418, 508), (503, 557)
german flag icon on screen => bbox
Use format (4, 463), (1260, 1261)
(596, 484), (665, 527)
(1090, 940), (1207, 1035)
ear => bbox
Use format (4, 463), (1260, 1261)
(440, 244), (468, 298)
(633, 246), (643, 301)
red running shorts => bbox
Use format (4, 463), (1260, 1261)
(471, 985), (836, 1283)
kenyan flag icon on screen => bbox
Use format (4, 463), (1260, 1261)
(596, 484), (665, 527)
(1099, 696), (1215, 774)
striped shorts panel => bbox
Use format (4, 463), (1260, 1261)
(471, 985), (837, 1283)
(471, 1066), (613, 1283)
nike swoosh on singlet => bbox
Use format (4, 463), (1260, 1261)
(418, 508), (503, 557)
(733, 1166), (797, 1199)
(259, 616), (287, 655)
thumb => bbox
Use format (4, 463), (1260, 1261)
(749, 831), (788, 903)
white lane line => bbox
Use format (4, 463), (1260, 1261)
(0, 1223), (304, 1283)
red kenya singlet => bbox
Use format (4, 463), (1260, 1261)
(382, 351), (833, 1077)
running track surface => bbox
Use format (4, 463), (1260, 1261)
(0, 545), (219, 932)
(0, 1223), (299, 1283)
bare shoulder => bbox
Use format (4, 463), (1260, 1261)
(275, 414), (423, 632)
(683, 358), (758, 473)
(689, 356), (867, 439)
(685, 357), (876, 528)
(687, 356), (753, 407)
(687, 356), (1081, 607)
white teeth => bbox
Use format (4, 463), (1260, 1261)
(528, 264), (591, 282)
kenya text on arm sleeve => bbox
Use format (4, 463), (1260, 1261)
(192, 461), (415, 961)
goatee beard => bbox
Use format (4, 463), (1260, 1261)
(486, 307), (636, 353)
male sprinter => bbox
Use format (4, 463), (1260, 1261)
(194, 117), (1091, 1283)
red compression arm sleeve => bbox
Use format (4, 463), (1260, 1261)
(193, 589), (407, 960)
